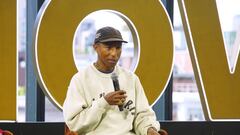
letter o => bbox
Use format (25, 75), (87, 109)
(34, 0), (174, 109)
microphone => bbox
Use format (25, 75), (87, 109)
(111, 73), (123, 111)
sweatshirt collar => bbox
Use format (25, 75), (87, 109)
(91, 63), (119, 78)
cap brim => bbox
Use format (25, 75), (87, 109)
(99, 38), (128, 43)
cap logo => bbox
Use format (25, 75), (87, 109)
(95, 33), (101, 39)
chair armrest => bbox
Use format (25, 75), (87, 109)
(159, 129), (168, 135)
(64, 124), (78, 135)
(0, 129), (13, 135)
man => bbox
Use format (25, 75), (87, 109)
(63, 26), (161, 135)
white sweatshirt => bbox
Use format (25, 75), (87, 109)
(63, 64), (160, 135)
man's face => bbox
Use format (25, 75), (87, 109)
(94, 41), (122, 70)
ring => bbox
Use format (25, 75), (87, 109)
(118, 99), (124, 105)
(119, 98), (124, 105)
(118, 100), (122, 105)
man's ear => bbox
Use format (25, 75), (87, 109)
(93, 44), (97, 50)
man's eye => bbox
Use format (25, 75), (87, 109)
(103, 46), (110, 49)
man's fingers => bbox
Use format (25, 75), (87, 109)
(112, 97), (126, 102)
(112, 90), (126, 95)
(114, 94), (127, 99)
(112, 97), (126, 105)
(104, 90), (127, 105)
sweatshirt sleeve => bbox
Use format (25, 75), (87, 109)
(133, 76), (160, 135)
(63, 74), (110, 134)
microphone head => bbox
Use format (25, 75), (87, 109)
(111, 72), (118, 81)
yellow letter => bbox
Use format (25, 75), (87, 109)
(34, 0), (174, 109)
(179, 0), (240, 120)
(0, 0), (16, 120)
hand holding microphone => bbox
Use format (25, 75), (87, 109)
(104, 90), (127, 106)
(103, 73), (127, 111)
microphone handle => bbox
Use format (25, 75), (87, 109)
(112, 79), (120, 91)
(112, 79), (123, 111)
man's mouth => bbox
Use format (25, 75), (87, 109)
(108, 59), (117, 64)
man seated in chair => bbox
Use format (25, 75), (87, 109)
(63, 26), (162, 135)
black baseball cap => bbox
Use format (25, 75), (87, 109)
(94, 26), (128, 44)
